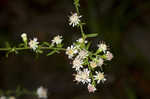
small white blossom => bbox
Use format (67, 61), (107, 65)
(52, 35), (63, 45)
(98, 42), (107, 52)
(106, 51), (113, 61)
(87, 84), (96, 93)
(76, 49), (88, 60)
(76, 38), (88, 44)
(94, 71), (106, 84)
(21, 33), (27, 42)
(97, 58), (104, 67)
(37, 86), (47, 99)
(9, 96), (16, 99)
(66, 45), (78, 59)
(74, 73), (82, 83)
(69, 13), (82, 27)
(0, 96), (6, 99)
(29, 38), (39, 51)
(74, 69), (91, 84)
(90, 61), (97, 68)
(72, 57), (83, 71)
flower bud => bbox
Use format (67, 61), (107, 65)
(21, 33), (27, 42)
(37, 86), (47, 99)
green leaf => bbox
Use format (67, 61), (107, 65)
(81, 23), (86, 25)
(37, 50), (43, 54)
(5, 42), (11, 48)
(5, 47), (15, 58)
(86, 33), (98, 38)
(86, 42), (91, 50)
(100, 55), (107, 59)
(42, 42), (50, 47)
(18, 43), (25, 47)
(47, 50), (57, 56)
(57, 44), (63, 48)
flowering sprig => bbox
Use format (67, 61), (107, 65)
(66, 0), (113, 93)
(0, 33), (65, 57)
(66, 36), (113, 92)
(0, 0), (114, 96)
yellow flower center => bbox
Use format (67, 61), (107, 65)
(68, 49), (74, 55)
(90, 62), (97, 68)
(97, 73), (104, 80)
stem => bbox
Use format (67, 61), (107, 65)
(79, 24), (86, 40)
(0, 47), (66, 51)
(86, 57), (96, 86)
(88, 64), (96, 86)
(74, 0), (86, 40)
(75, 6), (79, 15)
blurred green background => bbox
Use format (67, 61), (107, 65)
(0, 0), (150, 99)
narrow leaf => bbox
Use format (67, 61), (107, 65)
(47, 50), (57, 56)
(43, 42), (50, 47)
(86, 33), (98, 38)
(86, 42), (91, 50)
(5, 42), (11, 48)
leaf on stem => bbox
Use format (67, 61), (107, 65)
(47, 50), (57, 56)
(18, 43), (25, 48)
(5, 42), (11, 48)
(86, 42), (91, 50)
(42, 42), (51, 47)
(86, 33), (98, 38)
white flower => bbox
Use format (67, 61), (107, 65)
(98, 42), (107, 52)
(9, 96), (16, 99)
(66, 45), (78, 59)
(37, 86), (47, 99)
(87, 84), (96, 93)
(69, 13), (82, 27)
(29, 38), (39, 51)
(79, 69), (91, 84)
(106, 51), (113, 61)
(74, 69), (91, 84)
(97, 58), (104, 67)
(94, 71), (106, 84)
(52, 35), (63, 45)
(76, 49), (88, 60)
(76, 38), (88, 44)
(90, 61), (97, 68)
(74, 73), (82, 83)
(72, 57), (83, 71)
(90, 58), (104, 68)
(0, 96), (6, 99)
(21, 33), (27, 42)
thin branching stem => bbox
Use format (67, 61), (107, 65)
(0, 47), (66, 51)
(74, 0), (86, 39)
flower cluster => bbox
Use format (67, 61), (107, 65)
(66, 37), (113, 93)
(66, 12), (113, 93)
